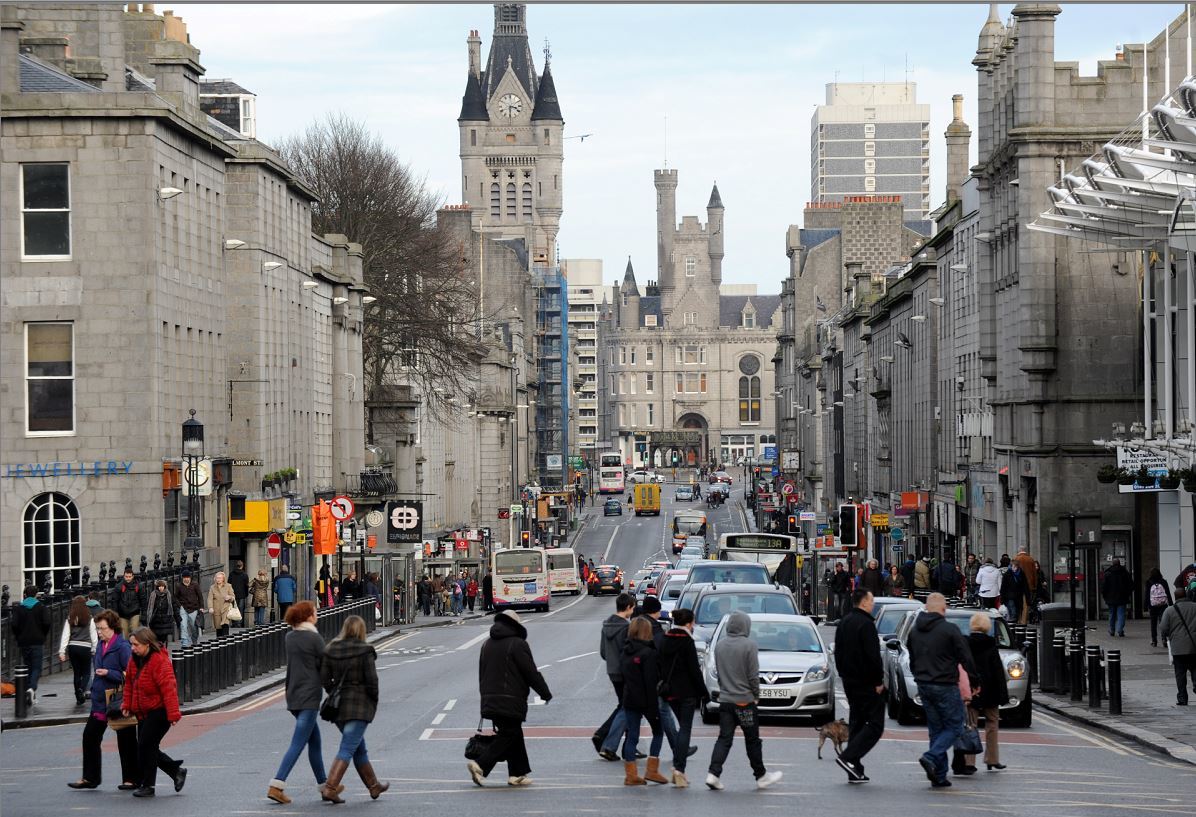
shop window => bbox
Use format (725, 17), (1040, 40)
(26, 322), (74, 434)
(22, 492), (80, 591)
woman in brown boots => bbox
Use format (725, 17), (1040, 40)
(620, 616), (668, 785)
(319, 615), (388, 803)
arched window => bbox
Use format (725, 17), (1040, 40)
(522, 182), (533, 221)
(738, 375), (761, 422)
(506, 183), (517, 218)
(22, 491), (80, 591)
(490, 183), (500, 217)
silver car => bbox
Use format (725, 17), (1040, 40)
(882, 607), (1031, 727)
(701, 613), (836, 724)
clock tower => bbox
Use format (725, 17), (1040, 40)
(458, 3), (563, 266)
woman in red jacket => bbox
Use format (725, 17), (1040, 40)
(123, 628), (186, 797)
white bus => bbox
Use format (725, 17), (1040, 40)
(491, 547), (551, 612)
(714, 532), (800, 592)
(598, 451), (625, 494)
(546, 547), (582, 595)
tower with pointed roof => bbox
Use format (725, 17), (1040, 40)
(655, 169), (724, 328)
(458, 3), (563, 265)
(619, 257), (640, 327)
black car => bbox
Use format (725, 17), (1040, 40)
(603, 499), (623, 516)
(588, 565), (624, 596)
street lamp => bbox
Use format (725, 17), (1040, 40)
(182, 409), (204, 556)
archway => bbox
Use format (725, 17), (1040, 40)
(675, 412), (709, 466)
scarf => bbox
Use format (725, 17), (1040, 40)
(20, 597), (39, 609)
(295, 621), (318, 633)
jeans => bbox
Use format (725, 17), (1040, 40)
(274, 709), (325, 784)
(81, 713), (138, 785)
(237, 597), (249, 626)
(136, 708), (182, 789)
(255, 606), (267, 626)
(1108, 604), (1127, 636)
(20, 645), (44, 692)
(832, 592), (850, 621)
(708, 702), (766, 779)
(600, 708), (627, 753)
(1005, 597), (1021, 625)
(658, 697), (678, 751)
(622, 707), (663, 761)
(1150, 604), (1167, 644)
(279, 602), (292, 621)
(841, 686), (885, 767)
(476, 716), (530, 777)
(667, 698), (696, 772)
(67, 644), (92, 703)
(178, 609), (199, 647)
(1174, 654), (1196, 704)
(918, 682), (964, 782)
(333, 719), (370, 765)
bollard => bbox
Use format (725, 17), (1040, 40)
(1052, 635), (1067, 693)
(181, 646), (195, 703)
(172, 649), (185, 708)
(1024, 628), (1038, 687)
(1107, 649), (1122, 715)
(13, 664), (29, 719)
(1070, 638), (1085, 702)
(1087, 645), (1102, 708)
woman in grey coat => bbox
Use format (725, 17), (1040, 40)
(267, 601), (330, 804)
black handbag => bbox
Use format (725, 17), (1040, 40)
(319, 677), (345, 723)
(464, 717), (496, 760)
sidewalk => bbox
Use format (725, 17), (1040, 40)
(1033, 617), (1196, 765)
(2, 609), (485, 730)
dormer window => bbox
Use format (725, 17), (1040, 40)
(742, 308), (756, 329)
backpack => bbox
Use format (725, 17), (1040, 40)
(453, 583), (462, 597)
(1149, 582), (1168, 607)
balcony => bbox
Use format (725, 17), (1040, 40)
(343, 469), (399, 499)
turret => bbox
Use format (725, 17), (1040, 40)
(620, 257), (641, 328)
(654, 169), (678, 306)
(706, 182), (724, 287)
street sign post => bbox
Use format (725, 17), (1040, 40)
(266, 532), (282, 559)
(329, 495), (355, 521)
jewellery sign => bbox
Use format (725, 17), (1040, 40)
(386, 500), (423, 544)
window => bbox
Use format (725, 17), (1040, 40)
(677, 344), (705, 365)
(739, 375), (761, 422)
(21, 163), (71, 258)
(628, 374), (636, 395)
(506, 183), (516, 217)
(609, 347), (616, 367)
(676, 373), (706, 394)
(647, 404), (655, 425)
(397, 334), (418, 369)
(683, 311), (697, 326)
(610, 374), (618, 394)
(645, 315), (658, 327)
(544, 128), (550, 145)
(742, 309), (755, 329)
(471, 129), (477, 147)
(864, 176), (876, 192)
(26, 322), (74, 434)
(618, 404), (626, 426)
(646, 347), (654, 364)
(645, 373), (655, 394)
(864, 141), (876, 157)
(22, 492), (80, 592)
(630, 347), (636, 365)
(490, 182), (500, 217)
(685, 256), (696, 277)
(620, 346), (627, 365)
(522, 182), (532, 221)
(863, 123), (876, 137)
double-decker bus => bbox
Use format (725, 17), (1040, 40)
(597, 451), (625, 494)
(491, 547), (550, 612)
(714, 532), (799, 592)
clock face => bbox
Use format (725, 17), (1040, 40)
(498, 93), (523, 118)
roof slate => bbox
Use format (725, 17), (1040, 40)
(719, 294), (780, 329)
(483, 36), (538, 100)
(707, 183), (723, 209)
(458, 72), (489, 121)
(200, 79), (253, 96)
(18, 54), (98, 93)
(798, 228), (840, 250)
(530, 62), (562, 121)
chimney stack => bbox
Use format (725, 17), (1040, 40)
(944, 93), (972, 205)
(467, 29), (481, 77)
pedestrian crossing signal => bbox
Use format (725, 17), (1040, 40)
(838, 504), (858, 546)
(787, 514), (798, 534)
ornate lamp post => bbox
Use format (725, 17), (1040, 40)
(182, 409), (204, 556)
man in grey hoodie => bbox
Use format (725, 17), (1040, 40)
(594, 593), (636, 759)
(705, 611), (782, 791)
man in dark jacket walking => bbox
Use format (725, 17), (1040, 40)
(908, 593), (979, 788)
(115, 569), (143, 638)
(12, 585), (51, 704)
(174, 571), (203, 648)
(859, 560), (885, 598)
(229, 561), (250, 627)
(1101, 559), (1134, 637)
(829, 563), (852, 621)
(595, 593), (635, 759)
(468, 610), (551, 787)
(934, 556), (962, 599)
(658, 608), (706, 787)
(833, 589), (884, 782)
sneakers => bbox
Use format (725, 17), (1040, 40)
(705, 773), (724, 790)
(836, 757), (866, 783)
(507, 775), (532, 786)
(467, 760), (485, 787)
(918, 756), (937, 783)
(755, 770), (782, 789)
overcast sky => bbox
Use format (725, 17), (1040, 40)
(173, 2), (1183, 293)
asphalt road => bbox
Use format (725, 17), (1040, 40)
(5, 484), (1194, 815)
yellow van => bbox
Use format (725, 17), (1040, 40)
(634, 483), (661, 516)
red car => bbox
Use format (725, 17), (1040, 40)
(709, 471), (733, 484)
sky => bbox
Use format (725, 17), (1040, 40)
(172, 2), (1185, 294)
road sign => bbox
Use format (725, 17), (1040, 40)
(510, 504), (524, 515)
(890, 527), (905, 542)
(266, 532), (282, 559)
(386, 500), (423, 544)
(294, 533), (307, 545)
(870, 513), (890, 530)
(365, 510), (384, 528)
(799, 511), (816, 521)
(497, 508), (511, 519)
(286, 511), (301, 521)
(283, 530), (297, 544)
(781, 483), (795, 496)
(329, 495), (355, 521)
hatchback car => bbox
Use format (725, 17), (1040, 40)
(674, 486), (695, 502)
(587, 565), (624, 596)
(689, 583), (800, 651)
(679, 545), (704, 560)
(603, 499), (623, 516)
(883, 607), (1031, 727)
(709, 471), (734, 484)
(627, 569), (652, 594)
(701, 613), (835, 724)
(682, 561), (771, 590)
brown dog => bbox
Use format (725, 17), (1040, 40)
(815, 719), (850, 759)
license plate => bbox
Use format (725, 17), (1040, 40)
(600, 584), (614, 590)
(759, 687), (791, 699)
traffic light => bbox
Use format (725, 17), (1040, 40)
(520, 530), (531, 547)
(787, 514), (798, 534)
(838, 504), (858, 546)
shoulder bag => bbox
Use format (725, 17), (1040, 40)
(320, 675), (345, 722)
(225, 597), (242, 622)
(104, 685), (138, 731)
(464, 716), (496, 760)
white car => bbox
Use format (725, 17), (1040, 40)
(630, 470), (666, 484)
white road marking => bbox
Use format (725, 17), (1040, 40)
(455, 632), (488, 651)
(539, 590), (588, 619)
(601, 526), (618, 561)
(556, 650), (598, 663)
(418, 728), (434, 740)
(444, 698), (457, 710)
(431, 712), (445, 725)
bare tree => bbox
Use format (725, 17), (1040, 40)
(278, 114), (484, 414)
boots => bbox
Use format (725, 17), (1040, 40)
(623, 761), (646, 786)
(321, 759), (349, 804)
(671, 768), (689, 788)
(355, 761), (389, 799)
(644, 757), (668, 784)
(266, 779), (291, 804)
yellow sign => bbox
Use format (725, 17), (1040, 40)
(870, 513), (890, 530)
(283, 530), (297, 545)
(796, 555), (804, 569)
(295, 533), (307, 545)
(229, 500), (270, 533)
(268, 498), (286, 531)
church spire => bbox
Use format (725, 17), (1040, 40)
(707, 182), (723, 209)
(622, 256), (640, 296)
(531, 59), (563, 121)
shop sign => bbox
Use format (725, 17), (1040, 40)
(4, 460), (134, 478)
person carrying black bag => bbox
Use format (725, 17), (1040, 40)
(468, 610), (552, 787)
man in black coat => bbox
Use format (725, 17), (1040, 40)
(829, 563), (852, 622)
(833, 589), (884, 782)
(469, 611), (551, 787)
(12, 586), (51, 704)
(115, 569), (144, 637)
(1101, 559), (1134, 637)
(658, 608), (708, 786)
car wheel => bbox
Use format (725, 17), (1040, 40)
(1003, 693), (1033, 728)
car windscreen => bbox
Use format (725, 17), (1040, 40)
(876, 607), (915, 636)
(687, 563), (770, 585)
(694, 592), (797, 625)
(662, 577), (686, 600)
(678, 588), (703, 611)
(943, 614), (1012, 648)
(751, 621), (822, 653)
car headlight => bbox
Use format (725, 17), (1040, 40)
(1006, 657), (1026, 680)
(804, 663), (830, 682)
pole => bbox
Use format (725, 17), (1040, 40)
(1070, 637), (1085, 702)
(1087, 645), (1102, 709)
(1107, 649), (1122, 715)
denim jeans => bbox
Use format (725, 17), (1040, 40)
(274, 709), (325, 784)
(621, 707), (663, 761)
(179, 609), (198, 647)
(20, 645), (44, 691)
(600, 707), (627, 753)
(334, 719), (370, 764)
(658, 697), (678, 751)
(667, 698), (696, 772)
(918, 682), (964, 782)
(254, 607), (267, 626)
(1108, 604), (1127, 636)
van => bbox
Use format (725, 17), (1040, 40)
(634, 483), (661, 516)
